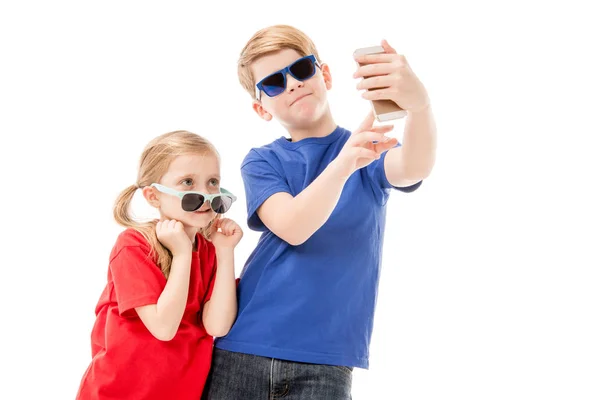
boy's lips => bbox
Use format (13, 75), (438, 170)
(290, 93), (311, 106)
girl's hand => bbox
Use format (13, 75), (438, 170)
(209, 218), (243, 250)
(156, 219), (193, 256)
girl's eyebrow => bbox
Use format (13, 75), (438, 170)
(173, 173), (221, 181)
(173, 173), (197, 181)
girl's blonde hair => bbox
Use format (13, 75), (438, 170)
(113, 130), (219, 278)
(238, 24), (321, 98)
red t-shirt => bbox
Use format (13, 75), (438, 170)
(77, 228), (217, 400)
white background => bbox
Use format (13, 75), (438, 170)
(1, 1), (599, 399)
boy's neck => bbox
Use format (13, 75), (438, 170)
(286, 109), (337, 142)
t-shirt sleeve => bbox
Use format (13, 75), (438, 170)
(366, 143), (423, 201)
(110, 245), (165, 316)
(241, 150), (293, 231)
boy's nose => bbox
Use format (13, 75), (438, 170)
(285, 73), (304, 92)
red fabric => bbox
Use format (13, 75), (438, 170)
(77, 229), (217, 400)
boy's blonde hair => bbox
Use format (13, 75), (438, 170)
(113, 130), (219, 278)
(238, 25), (322, 98)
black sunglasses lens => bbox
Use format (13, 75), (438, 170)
(210, 196), (233, 214)
(290, 57), (315, 80)
(182, 193), (204, 212)
(261, 72), (286, 97)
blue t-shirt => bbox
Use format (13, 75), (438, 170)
(215, 126), (421, 369)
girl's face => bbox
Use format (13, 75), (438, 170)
(146, 152), (221, 230)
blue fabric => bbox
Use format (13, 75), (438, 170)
(215, 126), (421, 369)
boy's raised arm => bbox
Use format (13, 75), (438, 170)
(257, 113), (397, 246)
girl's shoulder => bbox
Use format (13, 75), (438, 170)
(117, 227), (150, 247)
(108, 228), (153, 262)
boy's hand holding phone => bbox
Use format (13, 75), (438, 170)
(354, 40), (430, 119)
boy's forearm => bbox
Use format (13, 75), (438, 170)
(270, 163), (348, 246)
(202, 249), (237, 337)
(386, 106), (437, 184)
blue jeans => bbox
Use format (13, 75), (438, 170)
(203, 348), (353, 399)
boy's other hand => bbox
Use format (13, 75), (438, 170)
(330, 111), (398, 179)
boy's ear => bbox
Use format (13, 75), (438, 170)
(321, 63), (332, 90)
(252, 100), (273, 121)
(142, 186), (161, 208)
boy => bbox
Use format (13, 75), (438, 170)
(204, 25), (437, 399)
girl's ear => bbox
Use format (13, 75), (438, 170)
(142, 186), (161, 208)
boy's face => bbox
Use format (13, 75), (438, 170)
(251, 49), (332, 128)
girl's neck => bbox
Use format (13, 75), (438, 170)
(184, 226), (199, 250)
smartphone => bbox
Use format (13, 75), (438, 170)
(354, 45), (407, 122)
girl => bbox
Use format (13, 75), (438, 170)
(76, 130), (242, 400)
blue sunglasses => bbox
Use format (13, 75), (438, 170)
(255, 55), (320, 100)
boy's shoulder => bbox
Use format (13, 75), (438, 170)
(241, 137), (283, 167)
(241, 126), (352, 168)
